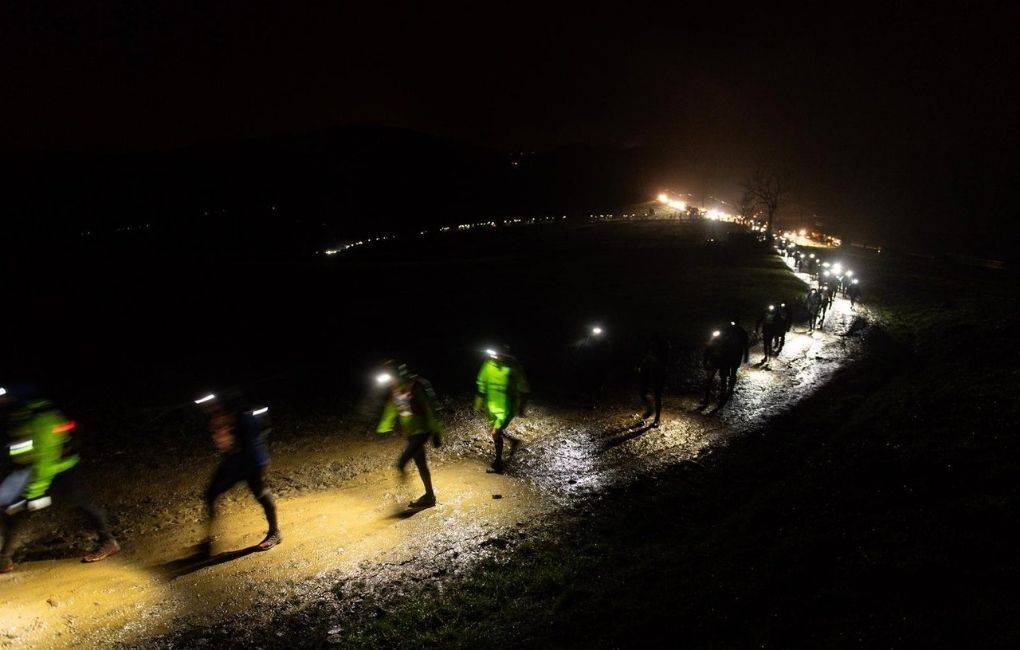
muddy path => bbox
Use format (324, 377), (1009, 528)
(1, 257), (868, 648)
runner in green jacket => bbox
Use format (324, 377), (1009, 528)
(1, 394), (119, 573)
(474, 346), (530, 474)
(377, 362), (442, 508)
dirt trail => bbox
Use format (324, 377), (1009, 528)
(1, 257), (867, 648)
(2, 459), (552, 645)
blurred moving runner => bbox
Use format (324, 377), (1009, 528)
(377, 361), (442, 509)
(0, 390), (119, 574)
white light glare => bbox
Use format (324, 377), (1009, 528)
(375, 373), (393, 386)
(591, 326), (603, 336)
(252, 407), (269, 416)
(0, 387), (6, 397)
(485, 348), (499, 358)
(194, 393), (216, 405)
(712, 330), (721, 338)
(9, 439), (32, 454)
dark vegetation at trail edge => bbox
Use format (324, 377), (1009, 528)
(155, 251), (1019, 648)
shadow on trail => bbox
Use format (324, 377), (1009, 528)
(155, 545), (262, 580)
(385, 504), (434, 521)
(600, 423), (657, 452)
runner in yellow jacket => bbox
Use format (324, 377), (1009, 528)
(475, 346), (530, 474)
(1, 393), (119, 573)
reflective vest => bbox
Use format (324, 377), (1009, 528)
(475, 359), (529, 429)
(377, 377), (443, 436)
(8, 401), (79, 500)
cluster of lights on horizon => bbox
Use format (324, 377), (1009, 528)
(658, 192), (844, 243)
(783, 227), (842, 248)
(657, 192), (743, 223)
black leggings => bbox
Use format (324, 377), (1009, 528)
(398, 433), (434, 495)
(703, 363), (739, 404)
(205, 456), (278, 534)
(641, 377), (665, 422)
(1, 466), (112, 560)
(763, 328), (782, 359)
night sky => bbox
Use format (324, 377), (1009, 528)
(2, 3), (1016, 251)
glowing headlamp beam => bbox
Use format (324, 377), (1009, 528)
(194, 393), (216, 405)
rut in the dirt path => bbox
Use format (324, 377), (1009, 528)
(1, 294), (866, 649)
